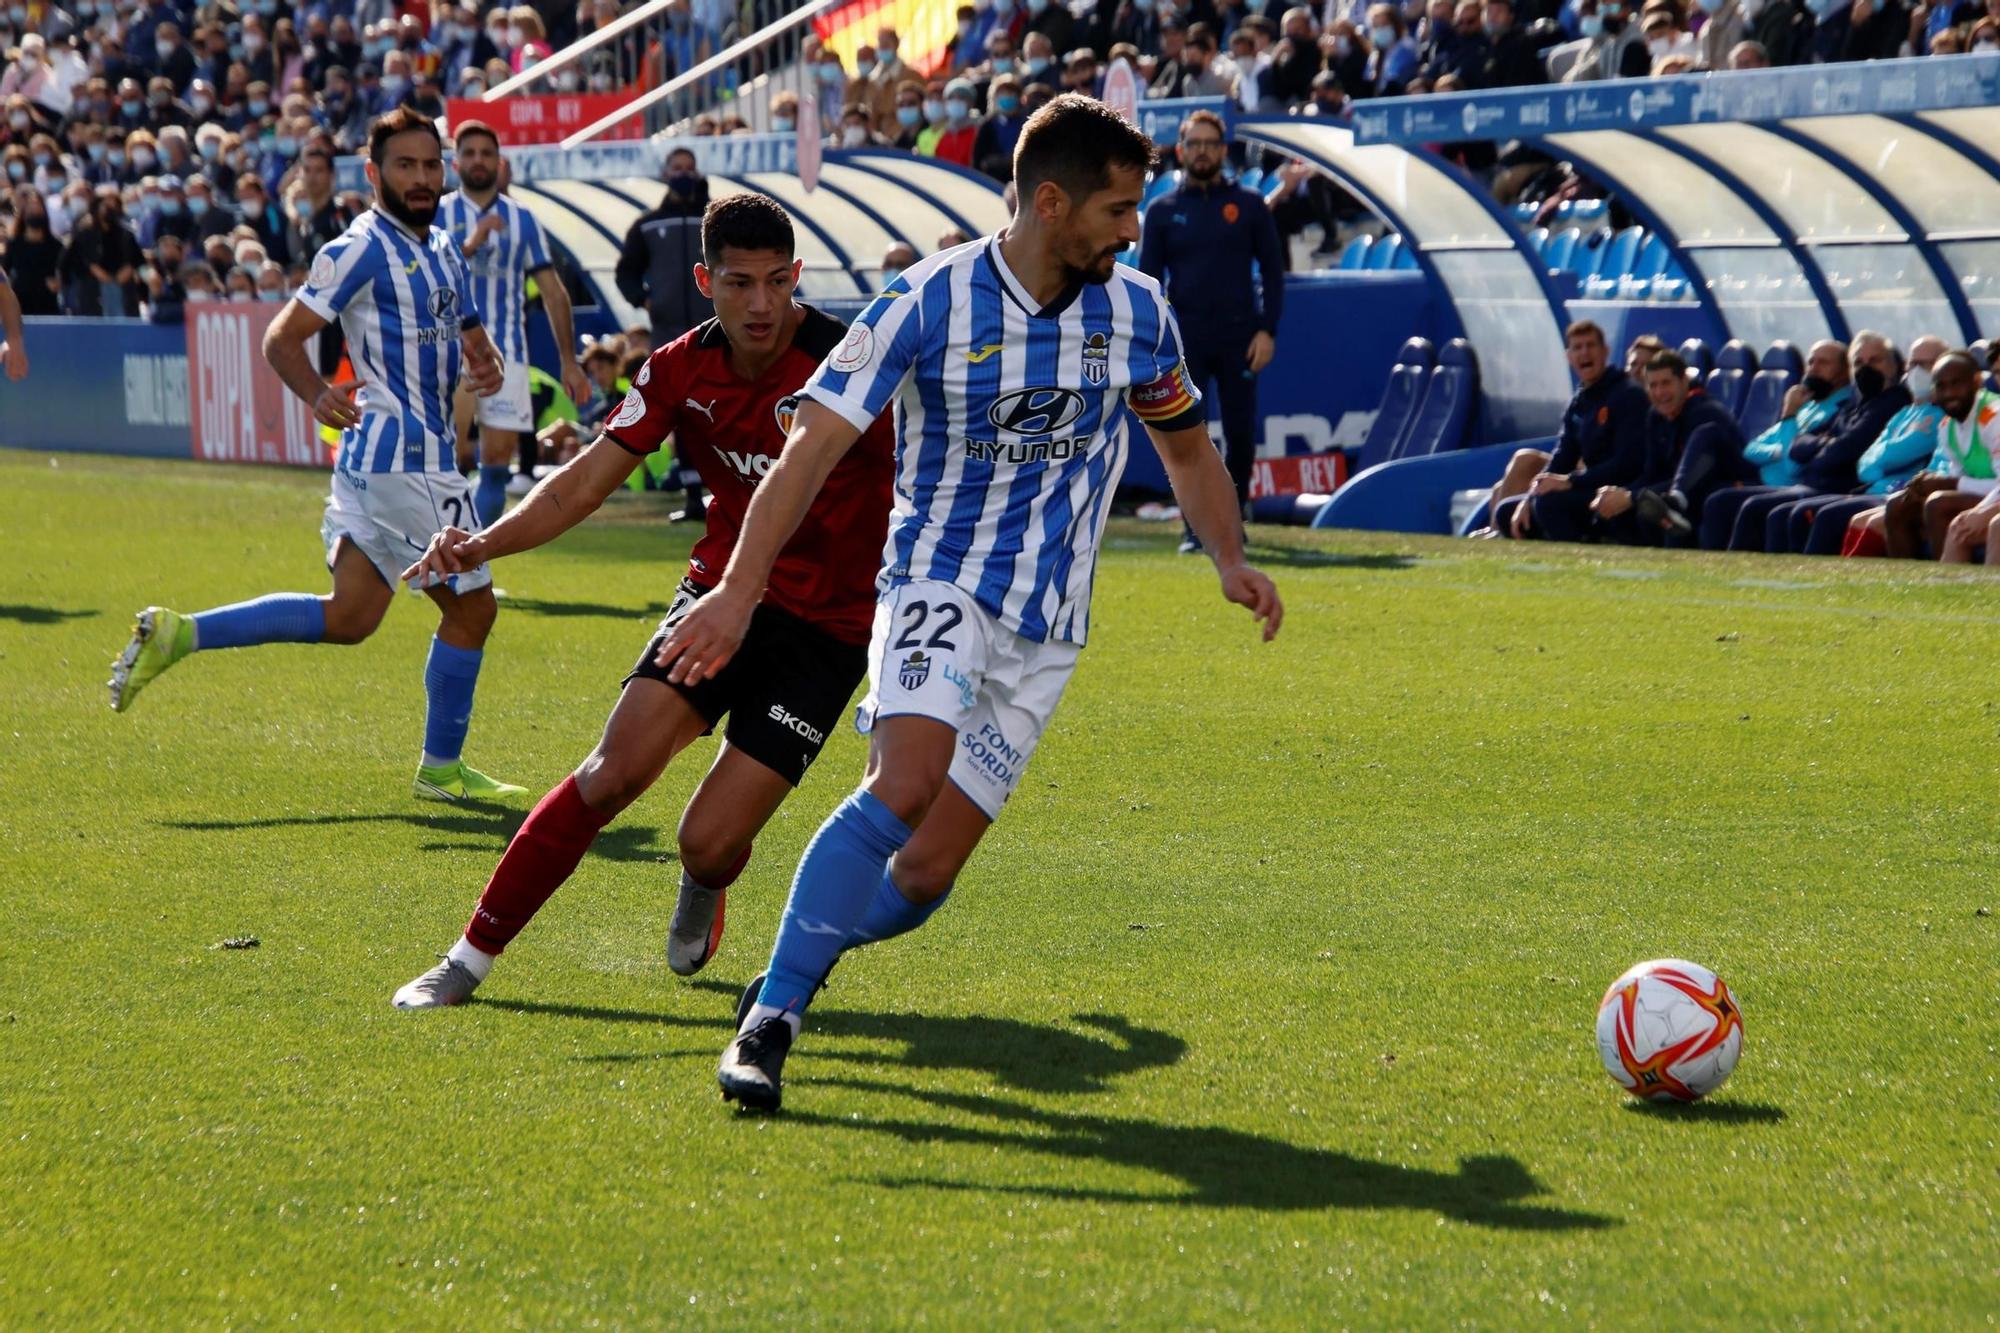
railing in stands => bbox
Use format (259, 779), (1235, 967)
(481, 0), (847, 147)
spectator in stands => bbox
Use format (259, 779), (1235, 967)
(233, 173), (287, 263)
(812, 44), (848, 129)
(1728, 37), (1774, 64)
(1559, 0), (1653, 77)
(973, 75), (1025, 179)
(937, 226), (971, 250)
(1884, 353), (1999, 557)
(1779, 335), (1949, 554)
(1703, 334), (1906, 551)
(1062, 49), (1102, 99)
(1020, 30), (1059, 89)
(1365, 3), (1424, 93)
(928, 78), (979, 167)
(223, 264), (255, 300)
(1422, 0), (1489, 83)
(1490, 320), (1650, 541)
(880, 240), (918, 287)
(890, 81), (927, 149)
(1482, 0), (1548, 83)
(949, 3), (986, 71)
(615, 145), (712, 358)
(1109, 0), (1167, 59)
(971, 27), (1019, 104)
(1591, 349), (1745, 544)
(184, 173), (232, 242)
(6, 187), (61, 314)
(145, 173), (194, 246)
(837, 102), (890, 148)
(1027, 0), (1077, 55)
(178, 259), (217, 303)
(845, 44), (897, 132)
(507, 7), (552, 73)
(1140, 109), (1286, 547)
(283, 148), (349, 263)
(62, 188), (138, 315)
(1810, 0), (1907, 61)
(872, 24), (910, 89)
(1698, 0), (1752, 64)
(770, 89), (799, 134)
(1641, 3), (1701, 65)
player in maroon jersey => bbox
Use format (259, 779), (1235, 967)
(388, 194), (895, 1009)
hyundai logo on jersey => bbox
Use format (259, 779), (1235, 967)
(987, 387), (1087, 436)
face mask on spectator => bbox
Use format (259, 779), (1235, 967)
(1030, 0), (1049, 12)
(1802, 373), (1834, 399)
(108, 147), (126, 166)
(3, 161), (20, 181)
(187, 288), (212, 302)
(138, 191), (158, 213)
(667, 170), (698, 194)
(382, 76), (410, 100)
(995, 0), (1015, 13)
(510, 26), (532, 45)
(87, 141), (106, 161)
(463, 80), (485, 96)
(1370, 24), (1397, 45)
(996, 93), (1020, 114)
(160, 197), (181, 215)
(882, 264), (900, 285)
(7, 111), (26, 131)
(771, 113), (794, 131)
(121, 98), (142, 116)
(1647, 35), (1671, 58)
(1905, 365), (1933, 402)
(842, 124), (869, 146)
(1853, 365), (1887, 398)
(239, 193), (263, 213)
(290, 196), (310, 220)
(991, 55), (1014, 72)
(187, 193), (208, 216)
(156, 39), (177, 61)
(191, 93), (213, 116)
(245, 32), (266, 53)
(249, 97), (270, 117)
(132, 147), (155, 169)
(7, 5), (25, 24)
(1806, 0), (1841, 15)
(1132, 0), (1155, 12)
(557, 69), (581, 91)
(1580, 13), (1604, 36)
(258, 287), (284, 302)
(923, 97), (946, 123)
(946, 98), (970, 123)
(31, 150), (47, 167)
(274, 135), (297, 156)
(487, 23), (510, 48)
(897, 104), (921, 127)
(818, 62), (843, 84)
(1027, 55), (1051, 76)
(856, 58), (875, 77)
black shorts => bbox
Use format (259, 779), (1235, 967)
(624, 578), (867, 787)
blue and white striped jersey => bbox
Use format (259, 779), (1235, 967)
(435, 190), (552, 366)
(295, 208), (484, 475)
(803, 235), (1203, 646)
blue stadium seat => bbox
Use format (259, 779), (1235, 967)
(1704, 340), (1756, 419)
(1568, 198), (1610, 226)
(1392, 239), (1420, 270)
(1366, 234), (1405, 271)
(1540, 228), (1580, 275)
(1513, 201), (1539, 222)
(1679, 337), (1714, 380)
(1355, 337), (1435, 475)
(1524, 226), (1548, 256)
(1238, 167), (1264, 192)
(1338, 235), (1372, 270)
(1395, 339), (1481, 459)
(1633, 232), (1673, 280)
(1737, 341), (1803, 439)
(1595, 226), (1644, 281)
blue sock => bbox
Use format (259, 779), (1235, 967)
(757, 791), (911, 1016)
(421, 637), (483, 766)
(475, 464), (510, 527)
(847, 867), (951, 949)
(190, 594), (325, 651)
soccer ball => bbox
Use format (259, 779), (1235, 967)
(1595, 958), (1743, 1102)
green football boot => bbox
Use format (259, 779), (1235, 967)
(108, 607), (192, 713)
(413, 761), (529, 802)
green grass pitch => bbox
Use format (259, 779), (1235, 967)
(1, 451), (1994, 1327)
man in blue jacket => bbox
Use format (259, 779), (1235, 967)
(1139, 109), (1285, 552)
(1712, 333), (1909, 553)
(1591, 349), (1744, 546)
(1491, 320), (1650, 542)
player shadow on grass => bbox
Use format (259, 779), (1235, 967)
(544, 995), (1188, 1096)
(160, 810), (673, 864)
(0, 603), (97, 624)
(796, 1077), (1614, 1231)
(1241, 546), (1420, 572)
(496, 595), (671, 621)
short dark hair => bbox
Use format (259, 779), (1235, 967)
(1565, 319), (1606, 347)
(701, 192), (794, 268)
(453, 119), (501, 152)
(368, 106), (442, 166)
(1181, 108), (1226, 142)
(1643, 349), (1688, 378)
(1013, 93), (1156, 204)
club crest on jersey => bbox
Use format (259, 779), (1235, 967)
(829, 324), (875, 373)
(428, 288), (459, 323)
(1082, 332), (1110, 385)
(898, 650), (931, 691)
(308, 252), (336, 289)
(773, 393), (799, 438)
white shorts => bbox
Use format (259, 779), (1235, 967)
(854, 579), (1080, 820)
(322, 467), (493, 594)
(473, 360), (533, 433)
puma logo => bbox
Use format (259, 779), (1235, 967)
(965, 343), (1005, 364)
(685, 397), (718, 423)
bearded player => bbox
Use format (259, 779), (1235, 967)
(108, 108), (521, 804)
(660, 96), (1284, 1110)
(390, 193), (896, 1009)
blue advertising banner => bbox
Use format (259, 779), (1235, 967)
(1351, 53), (2000, 147)
(0, 317), (191, 460)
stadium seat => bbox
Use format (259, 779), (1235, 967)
(1392, 239), (1420, 270)
(1633, 232), (1673, 281)
(1366, 234), (1405, 271)
(1705, 340), (1756, 418)
(1525, 226), (1548, 257)
(1539, 228), (1580, 275)
(1737, 341), (1803, 439)
(1679, 337), (1714, 380)
(1338, 234), (1372, 270)
(1395, 339), (1481, 459)
(1595, 226), (1644, 282)
(1355, 337), (1435, 475)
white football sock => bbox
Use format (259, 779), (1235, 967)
(742, 1003), (801, 1037)
(447, 936), (495, 981)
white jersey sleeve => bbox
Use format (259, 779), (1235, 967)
(799, 280), (924, 432)
(296, 225), (380, 322)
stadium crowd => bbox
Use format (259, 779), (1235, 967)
(1476, 322), (2000, 562)
(0, 0), (1994, 317)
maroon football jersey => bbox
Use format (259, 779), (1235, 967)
(603, 305), (894, 645)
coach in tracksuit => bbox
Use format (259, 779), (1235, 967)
(1139, 108), (1284, 550)
(614, 147), (714, 517)
(1492, 320), (1651, 542)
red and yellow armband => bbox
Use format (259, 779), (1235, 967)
(1129, 361), (1205, 432)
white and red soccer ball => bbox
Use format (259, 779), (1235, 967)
(1595, 958), (1744, 1102)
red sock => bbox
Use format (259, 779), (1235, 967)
(695, 843), (753, 892)
(1842, 527), (1887, 558)
(465, 775), (614, 955)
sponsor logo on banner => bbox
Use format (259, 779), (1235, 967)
(1248, 449), (1348, 500)
(1102, 58), (1139, 126)
(185, 302), (321, 468)
(443, 94), (643, 146)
